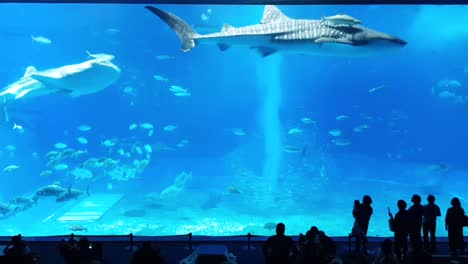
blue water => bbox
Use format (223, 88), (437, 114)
(0, 4), (467, 237)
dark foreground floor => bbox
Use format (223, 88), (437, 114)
(1, 236), (468, 263)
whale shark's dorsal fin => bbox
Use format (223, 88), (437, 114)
(221, 23), (235, 32)
(261, 5), (290, 24)
(23, 66), (37, 77)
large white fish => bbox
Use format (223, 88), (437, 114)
(0, 53), (120, 121)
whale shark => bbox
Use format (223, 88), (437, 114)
(146, 5), (407, 57)
(0, 55), (121, 121)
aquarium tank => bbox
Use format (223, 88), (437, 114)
(0, 3), (467, 237)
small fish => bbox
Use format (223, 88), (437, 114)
(40, 170), (53, 177)
(321, 14), (361, 25)
(332, 139), (351, 146)
(54, 142), (68, 149)
(201, 13), (210, 21)
(232, 128), (246, 136)
(155, 54), (175, 60)
(102, 139), (116, 147)
(368, 85), (386, 93)
(144, 144), (153, 153)
(163, 125), (177, 132)
(31, 35), (52, 45)
(135, 146), (143, 155)
(360, 114), (373, 120)
(105, 28), (120, 35)
(227, 186), (241, 194)
(335, 115), (350, 121)
(287, 128), (302, 135)
(173, 92), (190, 97)
(153, 75), (168, 82)
(148, 129), (154, 137)
(70, 168), (93, 180)
(128, 124), (138, 130)
(328, 129), (342, 137)
(68, 224), (88, 232)
(123, 86), (136, 96)
(54, 163), (69, 171)
(300, 117), (316, 124)
(13, 123), (25, 134)
(86, 50), (114, 61)
(282, 145), (301, 153)
(77, 125), (92, 132)
(353, 124), (369, 132)
(176, 139), (188, 148)
(140, 123), (154, 130)
(60, 148), (76, 158)
(3, 165), (20, 173)
(118, 148), (125, 156)
(70, 150), (88, 159)
(169, 85), (186, 93)
(76, 137), (88, 144)
(46, 150), (60, 159)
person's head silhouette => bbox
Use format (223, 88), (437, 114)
(276, 223), (285, 235)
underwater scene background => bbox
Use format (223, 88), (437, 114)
(0, 4), (467, 237)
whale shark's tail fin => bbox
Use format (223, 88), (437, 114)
(145, 6), (200, 52)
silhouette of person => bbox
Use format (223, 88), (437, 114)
(349, 200), (363, 249)
(299, 227), (321, 263)
(355, 195), (373, 254)
(375, 239), (398, 264)
(131, 241), (166, 264)
(445, 197), (465, 254)
(407, 194), (424, 251)
(406, 242), (432, 264)
(3, 234), (31, 257)
(263, 223), (298, 264)
(422, 194), (441, 251)
(391, 199), (409, 262)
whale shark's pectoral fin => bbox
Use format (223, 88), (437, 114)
(14, 88), (33, 99)
(217, 43), (231, 51)
(251, 46), (277, 57)
(30, 74), (76, 96)
(314, 37), (354, 45)
(30, 74), (68, 91)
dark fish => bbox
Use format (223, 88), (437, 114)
(56, 185), (89, 202)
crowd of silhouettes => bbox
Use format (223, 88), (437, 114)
(2, 193), (468, 264)
(58, 234), (104, 264)
(263, 223), (340, 264)
(261, 194), (467, 264)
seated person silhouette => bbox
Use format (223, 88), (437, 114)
(3, 234), (31, 257)
(131, 241), (166, 264)
(263, 223), (298, 264)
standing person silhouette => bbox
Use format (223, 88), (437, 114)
(422, 194), (441, 251)
(445, 197), (466, 255)
(356, 195), (373, 255)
